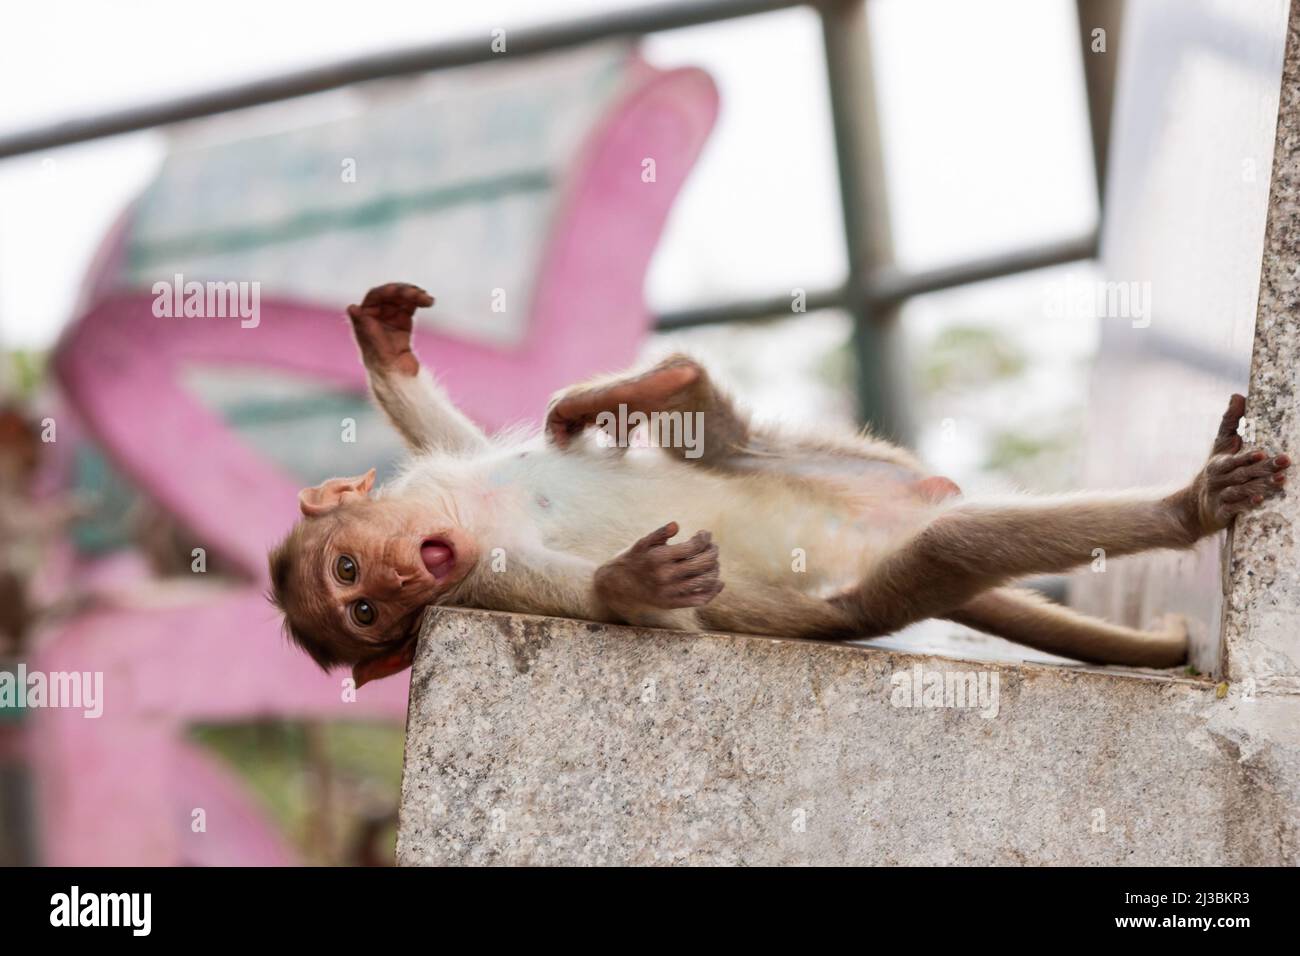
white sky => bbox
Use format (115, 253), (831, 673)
(0, 0), (1095, 349)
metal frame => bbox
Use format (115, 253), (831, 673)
(0, 0), (1111, 436)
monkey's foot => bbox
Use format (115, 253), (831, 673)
(595, 521), (723, 612)
(1194, 396), (1290, 531)
(547, 356), (703, 447)
(346, 282), (434, 375)
(1204, 447), (1290, 520)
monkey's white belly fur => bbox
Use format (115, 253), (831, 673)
(387, 434), (942, 596)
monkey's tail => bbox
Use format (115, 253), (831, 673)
(944, 587), (1188, 668)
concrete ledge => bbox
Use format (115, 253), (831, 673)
(396, 608), (1300, 865)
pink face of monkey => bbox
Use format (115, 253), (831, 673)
(269, 469), (478, 686)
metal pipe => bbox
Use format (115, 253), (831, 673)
(0, 0), (809, 160)
(867, 233), (1099, 306)
(820, 0), (908, 438)
(1075, 0), (1125, 208)
(653, 235), (1099, 330)
(656, 286), (848, 330)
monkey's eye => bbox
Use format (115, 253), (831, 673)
(335, 555), (358, 583)
(350, 599), (376, 628)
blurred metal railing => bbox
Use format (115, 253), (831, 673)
(0, 0), (1117, 438)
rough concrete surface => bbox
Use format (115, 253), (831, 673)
(396, 608), (1300, 866)
(1223, 0), (1300, 694)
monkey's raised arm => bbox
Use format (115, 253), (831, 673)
(346, 283), (487, 455)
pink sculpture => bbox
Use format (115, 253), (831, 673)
(24, 59), (718, 865)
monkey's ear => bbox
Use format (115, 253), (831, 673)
(298, 468), (377, 517)
(352, 638), (418, 688)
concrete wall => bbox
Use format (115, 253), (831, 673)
(396, 609), (1300, 865)
(1221, 0), (1300, 696)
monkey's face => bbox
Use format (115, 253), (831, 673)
(313, 495), (478, 645)
(272, 468), (479, 685)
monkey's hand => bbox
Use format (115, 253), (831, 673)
(594, 522), (723, 616)
(346, 282), (434, 377)
(1175, 394), (1290, 537)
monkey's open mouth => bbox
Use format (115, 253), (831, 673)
(420, 538), (455, 581)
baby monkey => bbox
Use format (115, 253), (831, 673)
(269, 283), (1290, 686)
